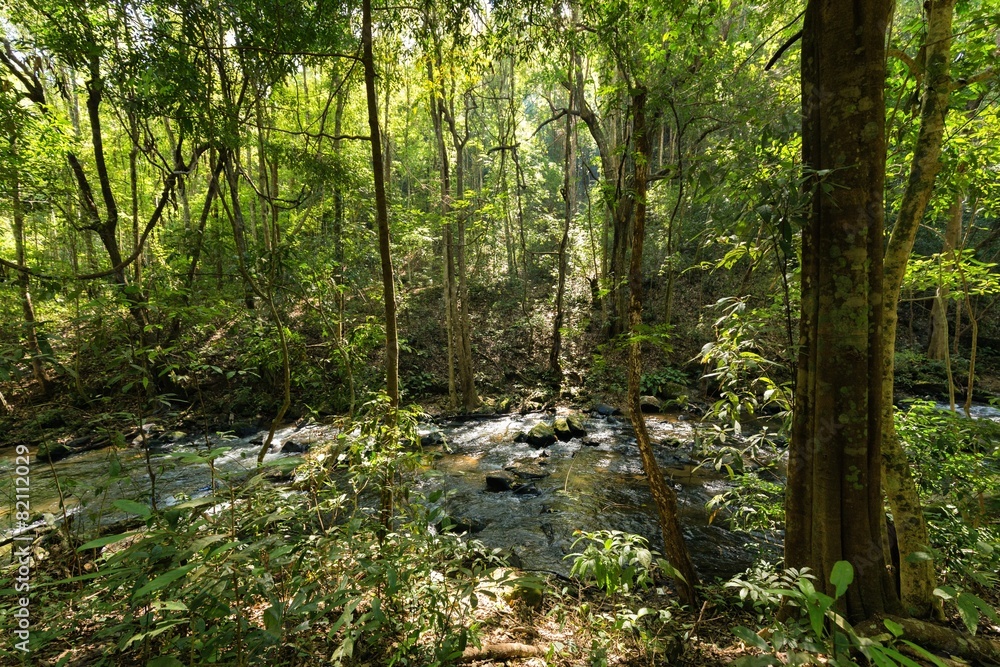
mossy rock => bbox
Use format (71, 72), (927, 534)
(37, 442), (72, 463)
(553, 417), (573, 442)
(522, 422), (557, 447)
(640, 395), (663, 413)
(566, 414), (587, 438)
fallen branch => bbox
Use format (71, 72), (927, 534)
(857, 615), (1000, 665)
(459, 642), (546, 663)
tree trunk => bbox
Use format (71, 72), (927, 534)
(363, 0), (400, 410)
(333, 85), (348, 343)
(223, 155), (257, 311)
(10, 165), (51, 395)
(928, 197), (963, 360)
(786, 0), (900, 623)
(551, 74), (574, 377)
(453, 139), (479, 411)
(627, 88), (699, 606)
(881, 0), (956, 618)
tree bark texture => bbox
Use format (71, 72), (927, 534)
(881, 0), (956, 619)
(551, 71), (574, 377)
(363, 0), (400, 410)
(927, 195), (963, 360)
(627, 89), (700, 606)
(787, 0), (900, 623)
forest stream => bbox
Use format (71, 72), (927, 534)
(3, 409), (796, 580)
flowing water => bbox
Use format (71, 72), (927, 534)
(1, 410), (782, 580)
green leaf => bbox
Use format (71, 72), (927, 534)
(830, 560), (854, 599)
(732, 625), (771, 652)
(899, 640), (950, 667)
(113, 499), (152, 519)
(263, 605), (283, 636)
(883, 618), (904, 637)
(77, 531), (138, 552)
(955, 593), (980, 634)
(134, 564), (196, 598)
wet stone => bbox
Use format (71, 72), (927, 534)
(419, 429), (445, 447)
(640, 395), (662, 413)
(505, 461), (550, 480)
(520, 422), (557, 448)
(485, 470), (518, 492)
(566, 414), (587, 437)
(279, 439), (310, 454)
(553, 417), (573, 442)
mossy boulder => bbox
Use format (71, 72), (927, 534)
(37, 442), (72, 463)
(640, 395), (663, 413)
(553, 417), (573, 442)
(517, 422), (557, 448)
(566, 414), (587, 437)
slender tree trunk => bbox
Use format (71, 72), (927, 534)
(880, 0), (956, 619)
(627, 89), (699, 606)
(223, 155), (256, 311)
(10, 167), (51, 395)
(551, 73), (574, 377)
(786, 0), (900, 622)
(363, 0), (399, 410)
(167, 153), (224, 343)
(333, 86), (348, 343)
(928, 195), (963, 359)
(453, 139), (479, 411)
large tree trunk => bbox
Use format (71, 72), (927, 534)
(363, 0), (399, 410)
(881, 0), (956, 619)
(786, 0), (900, 623)
(627, 89), (699, 606)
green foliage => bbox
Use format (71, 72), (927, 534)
(567, 530), (660, 596)
(565, 530), (685, 666)
(730, 563), (949, 667)
(639, 367), (690, 401)
(707, 472), (784, 533)
(699, 296), (792, 449)
(892, 350), (954, 394)
(0, 408), (508, 666)
(895, 400), (1000, 521)
(933, 585), (1000, 635)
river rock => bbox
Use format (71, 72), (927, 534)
(37, 442), (72, 463)
(566, 414), (587, 437)
(593, 403), (622, 416)
(506, 461), (550, 480)
(232, 422), (259, 438)
(639, 395), (662, 413)
(486, 470), (518, 492)
(419, 429), (445, 447)
(280, 439), (310, 454)
(553, 417), (572, 442)
(440, 516), (486, 534)
(517, 422), (557, 448)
